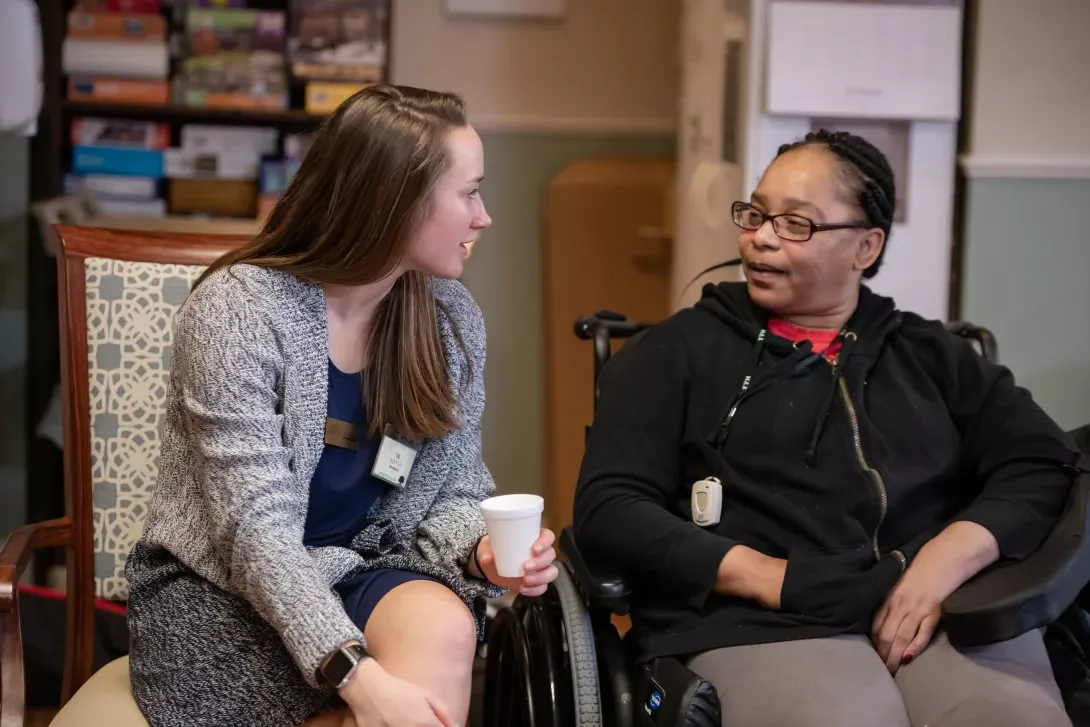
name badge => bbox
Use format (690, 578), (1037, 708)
(371, 425), (420, 488)
(324, 417), (358, 451)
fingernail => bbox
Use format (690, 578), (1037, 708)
(902, 652), (915, 664)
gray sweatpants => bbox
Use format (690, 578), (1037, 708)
(687, 629), (1069, 727)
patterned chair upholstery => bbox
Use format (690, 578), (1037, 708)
(85, 258), (206, 602)
(0, 225), (243, 727)
(50, 259), (206, 726)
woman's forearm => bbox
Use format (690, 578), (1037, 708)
(912, 520), (1001, 596)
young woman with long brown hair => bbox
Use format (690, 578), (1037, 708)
(125, 85), (558, 727)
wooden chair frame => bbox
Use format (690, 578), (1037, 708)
(0, 225), (245, 726)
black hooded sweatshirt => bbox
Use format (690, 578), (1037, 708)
(573, 282), (1078, 662)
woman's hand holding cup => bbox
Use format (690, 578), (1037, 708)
(476, 494), (559, 596)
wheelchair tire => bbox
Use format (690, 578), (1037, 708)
(555, 562), (603, 726)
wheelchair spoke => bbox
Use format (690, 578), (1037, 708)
(483, 605), (536, 727)
(521, 590), (575, 727)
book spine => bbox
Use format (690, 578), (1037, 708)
(71, 117), (170, 149)
(62, 38), (170, 80)
(95, 197), (168, 218)
(72, 145), (165, 178)
(67, 11), (167, 40)
(65, 173), (159, 199)
(77, 0), (163, 14)
(67, 77), (170, 105)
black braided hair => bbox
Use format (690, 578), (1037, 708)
(776, 129), (896, 279)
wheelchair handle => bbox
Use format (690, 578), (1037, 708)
(574, 311), (653, 411)
(946, 321), (999, 365)
(574, 310), (650, 340)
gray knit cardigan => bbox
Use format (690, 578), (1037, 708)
(137, 264), (505, 688)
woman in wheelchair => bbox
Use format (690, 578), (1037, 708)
(573, 129), (1079, 727)
(123, 85), (558, 727)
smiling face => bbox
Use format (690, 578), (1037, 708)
(739, 146), (885, 322)
(401, 124), (492, 279)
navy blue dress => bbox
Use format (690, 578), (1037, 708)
(304, 361), (437, 631)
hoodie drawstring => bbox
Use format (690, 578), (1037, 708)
(805, 331), (857, 466)
(712, 330), (822, 449)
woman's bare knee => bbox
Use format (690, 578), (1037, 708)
(362, 580), (477, 722)
(365, 579), (478, 671)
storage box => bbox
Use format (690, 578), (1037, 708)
(305, 82), (368, 114)
(168, 178), (258, 217)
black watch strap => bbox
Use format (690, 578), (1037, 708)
(473, 538), (486, 578)
(318, 642), (369, 689)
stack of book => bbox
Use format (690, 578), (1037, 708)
(174, 7), (289, 110)
(290, 0), (388, 114)
(63, 1), (170, 105)
(164, 124), (279, 217)
(66, 117), (169, 217)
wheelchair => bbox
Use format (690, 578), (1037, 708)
(482, 309), (1090, 727)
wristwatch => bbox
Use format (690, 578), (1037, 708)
(318, 641), (370, 689)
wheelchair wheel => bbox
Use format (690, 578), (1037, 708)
(483, 562), (604, 727)
(554, 562), (603, 726)
(483, 572), (576, 727)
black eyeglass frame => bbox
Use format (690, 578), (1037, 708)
(731, 200), (871, 242)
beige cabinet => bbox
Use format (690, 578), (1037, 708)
(541, 158), (675, 530)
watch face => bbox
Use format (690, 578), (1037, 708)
(324, 649), (357, 687)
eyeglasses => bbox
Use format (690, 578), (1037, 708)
(731, 201), (870, 242)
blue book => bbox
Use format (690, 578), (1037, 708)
(72, 145), (164, 178)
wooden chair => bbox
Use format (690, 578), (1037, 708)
(1, 225), (245, 726)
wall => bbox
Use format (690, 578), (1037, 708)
(0, 135), (29, 538)
(389, 0), (679, 497)
(959, 0), (1090, 432)
(964, 0), (1090, 167)
(463, 134), (674, 497)
(961, 179), (1090, 431)
(391, 0), (677, 134)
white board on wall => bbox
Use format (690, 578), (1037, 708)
(765, 1), (962, 120)
(445, 0), (564, 18)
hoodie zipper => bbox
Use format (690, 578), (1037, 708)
(837, 376), (889, 563)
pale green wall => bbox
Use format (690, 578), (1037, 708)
(961, 178), (1090, 432)
(462, 132), (675, 497)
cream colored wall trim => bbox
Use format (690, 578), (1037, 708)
(468, 113), (676, 136)
(960, 155), (1090, 180)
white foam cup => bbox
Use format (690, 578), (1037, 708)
(479, 494), (544, 578)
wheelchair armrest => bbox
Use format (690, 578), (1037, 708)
(942, 467), (1090, 648)
(946, 321), (999, 365)
(559, 527), (631, 617)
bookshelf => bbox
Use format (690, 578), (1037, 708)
(25, 0), (392, 582)
(61, 99), (327, 126)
